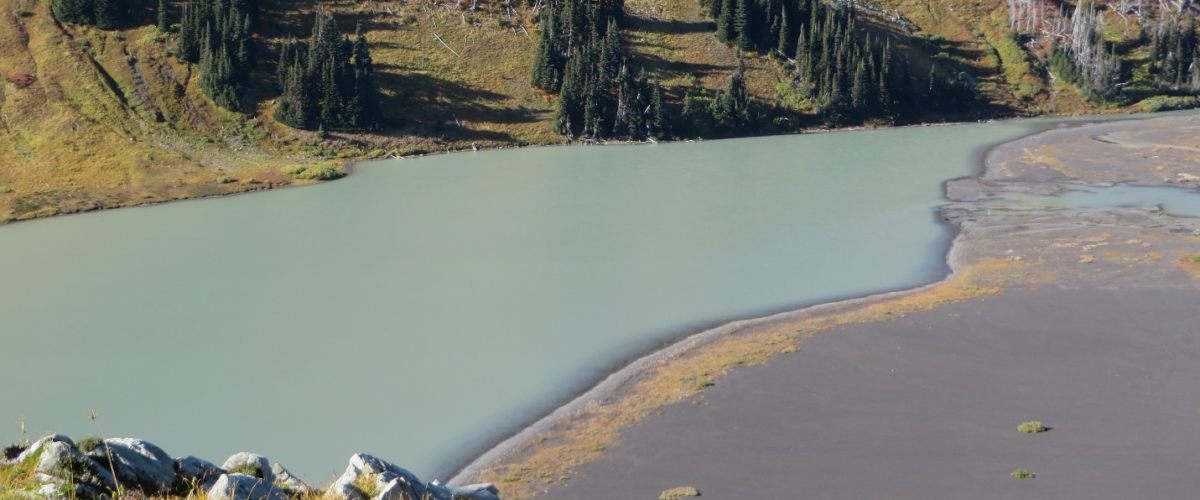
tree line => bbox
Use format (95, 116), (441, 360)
(531, 0), (669, 140)
(52, 0), (382, 131)
(274, 12), (380, 132)
(51, 0), (132, 30)
(174, 0), (257, 111)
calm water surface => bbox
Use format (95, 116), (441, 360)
(0, 117), (1173, 481)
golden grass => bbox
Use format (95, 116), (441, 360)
(473, 259), (1024, 499)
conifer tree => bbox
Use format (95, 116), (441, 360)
(716, 0), (735, 43)
(733, 0), (751, 50)
(93, 0), (123, 30)
(158, 0), (170, 32)
(52, 0), (94, 25)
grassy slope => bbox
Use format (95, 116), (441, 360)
(0, 0), (1185, 223)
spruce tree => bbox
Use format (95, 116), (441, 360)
(93, 0), (122, 30)
(158, 0), (170, 32)
(733, 0), (751, 50)
(716, 0), (735, 43)
(52, 0), (94, 25)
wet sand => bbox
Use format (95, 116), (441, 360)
(537, 287), (1200, 500)
(452, 113), (1200, 498)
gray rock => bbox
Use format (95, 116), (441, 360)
(207, 473), (288, 500)
(86, 438), (176, 495)
(326, 454), (430, 500)
(270, 463), (312, 494)
(176, 456), (225, 491)
(447, 483), (500, 500)
(221, 453), (275, 482)
(33, 440), (117, 499)
(15, 435), (74, 464)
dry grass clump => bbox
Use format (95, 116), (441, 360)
(1017, 421), (1046, 434)
(659, 486), (700, 499)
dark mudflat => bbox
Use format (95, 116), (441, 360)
(538, 287), (1200, 500)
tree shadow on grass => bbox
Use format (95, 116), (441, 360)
(626, 16), (714, 35)
(373, 68), (548, 142)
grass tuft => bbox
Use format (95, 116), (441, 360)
(293, 166), (345, 181)
(1011, 468), (1036, 479)
(75, 437), (103, 453)
(1189, 253), (1200, 263)
(217, 176), (236, 184)
(227, 463), (263, 478)
(1017, 421), (1046, 434)
(659, 486), (700, 499)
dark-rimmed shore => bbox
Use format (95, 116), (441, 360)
(449, 113), (1200, 498)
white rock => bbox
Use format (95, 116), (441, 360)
(15, 435), (74, 464)
(207, 473), (288, 500)
(176, 456), (225, 491)
(91, 438), (176, 495)
(326, 454), (429, 500)
(271, 463), (313, 494)
(33, 440), (116, 499)
(221, 453), (275, 482)
(448, 484), (500, 500)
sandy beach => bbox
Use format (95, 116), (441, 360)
(450, 113), (1200, 498)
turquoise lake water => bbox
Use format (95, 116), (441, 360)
(1, 114), (1194, 482)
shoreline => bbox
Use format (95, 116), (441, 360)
(445, 112), (1200, 494)
(2, 108), (1190, 230)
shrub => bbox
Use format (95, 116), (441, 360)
(1017, 421), (1046, 433)
(294, 165), (345, 180)
(3, 443), (26, 460)
(13, 8), (33, 17)
(76, 437), (103, 453)
(217, 176), (235, 184)
(1011, 468), (1036, 479)
(280, 165), (307, 176)
(1140, 96), (1200, 113)
(1190, 253), (1200, 263)
(397, 147), (427, 157)
(660, 486), (701, 500)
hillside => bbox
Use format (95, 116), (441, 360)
(1, 0), (1196, 222)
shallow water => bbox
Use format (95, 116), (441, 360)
(1003, 184), (1200, 217)
(0, 115), (1189, 481)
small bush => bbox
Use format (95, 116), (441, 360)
(1190, 253), (1200, 263)
(1011, 468), (1036, 479)
(217, 176), (235, 184)
(1139, 95), (1200, 113)
(3, 443), (26, 460)
(660, 486), (700, 500)
(1017, 421), (1046, 433)
(397, 147), (427, 157)
(280, 165), (307, 176)
(0, 186), (12, 193)
(76, 437), (104, 453)
(294, 165), (345, 180)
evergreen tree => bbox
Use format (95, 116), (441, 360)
(52, 0), (94, 25)
(93, 0), (123, 30)
(733, 0), (751, 50)
(647, 82), (668, 139)
(158, 0), (170, 32)
(716, 0), (735, 43)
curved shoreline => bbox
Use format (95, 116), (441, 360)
(447, 109), (1200, 489)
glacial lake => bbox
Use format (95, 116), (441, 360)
(1, 113), (1193, 482)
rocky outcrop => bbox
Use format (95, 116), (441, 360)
(270, 463), (313, 494)
(221, 453), (275, 482)
(207, 473), (288, 500)
(0, 435), (501, 500)
(86, 438), (176, 495)
(326, 454), (498, 500)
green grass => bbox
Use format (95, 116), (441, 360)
(1011, 468), (1036, 479)
(1190, 253), (1200, 263)
(1017, 421), (1046, 434)
(226, 463), (263, 478)
(660, 486), (701, 499)
(75, 437), (103, 453)
(1139, 96), (1200, 113)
